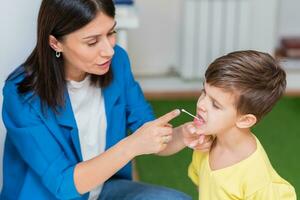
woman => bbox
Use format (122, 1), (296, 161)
(1, 0), (211, 199)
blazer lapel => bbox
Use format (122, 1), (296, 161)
(25, 91), (83, 161)
(24, 77), (121, 162)
(55, 91), (83, 161)
(103, 77), (121, 148)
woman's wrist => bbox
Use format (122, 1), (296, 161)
(119, 136), (138, 159)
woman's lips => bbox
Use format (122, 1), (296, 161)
(97, 60), (111, 69)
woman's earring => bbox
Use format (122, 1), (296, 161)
(55, 51), (61, 58)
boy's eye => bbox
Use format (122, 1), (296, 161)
(212, 101), (220, 109)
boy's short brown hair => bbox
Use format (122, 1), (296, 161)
(205, 50), (286, 121)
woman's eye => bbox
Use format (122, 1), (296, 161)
(87, 41), (97, 46)
(108, 30), (117, 36)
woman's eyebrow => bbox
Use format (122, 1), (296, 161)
(82, 21), (117, 39)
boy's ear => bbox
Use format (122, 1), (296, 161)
(49, 35), (63, 52)
(236, 114), (257, 129)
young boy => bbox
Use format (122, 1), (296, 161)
(187, 50), (296, 199)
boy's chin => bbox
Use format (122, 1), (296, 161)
(200, 128), (217, 136)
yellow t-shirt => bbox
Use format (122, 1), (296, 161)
(188, 137), (296, 200)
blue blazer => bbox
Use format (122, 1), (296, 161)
(1, 46), (154, 200)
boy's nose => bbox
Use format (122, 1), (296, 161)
(197, 105), (206, 113)
(197, 100), (206, 113)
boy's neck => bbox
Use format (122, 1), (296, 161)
(209, 128), (257, 171)
(214, 128), (253, 151)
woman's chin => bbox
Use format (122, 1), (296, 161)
(91, 67), (110, 76)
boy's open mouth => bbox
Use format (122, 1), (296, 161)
(194, 114), (205, 127)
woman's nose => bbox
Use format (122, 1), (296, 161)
(100, 39), (114, 58)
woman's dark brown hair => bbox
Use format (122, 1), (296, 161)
(12, 0), (115, 112)
(205, 50), (286, 121)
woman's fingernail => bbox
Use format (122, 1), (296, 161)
(174, 109), (180, 115)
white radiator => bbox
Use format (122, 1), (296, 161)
(180, 0), (252, 80)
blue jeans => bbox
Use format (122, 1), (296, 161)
(99, 179), (192, 200)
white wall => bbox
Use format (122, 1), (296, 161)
(0, 0), (41, 189)
(249, 0), (279, 52)
(128, 0), (183, 76)
(278, 0), (300, 38)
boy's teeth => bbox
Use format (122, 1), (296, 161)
(194, 117), (204, 127)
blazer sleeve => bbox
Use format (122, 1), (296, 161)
(118, 47), (155, 132)
(2, 82), (82, 199)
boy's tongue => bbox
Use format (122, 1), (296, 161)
(194, 117), (204, 128)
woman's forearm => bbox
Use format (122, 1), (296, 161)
(74, 137), (135, 194)
(74, 110), (181, 194)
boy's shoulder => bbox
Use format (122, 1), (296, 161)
(241, 137), (293, 196)
(241, 143), (273, 188)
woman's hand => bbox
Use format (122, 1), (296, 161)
(126, 109), (180, 156)
(180, 122), (214, 152)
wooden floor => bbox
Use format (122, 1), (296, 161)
(144, 90), (300, 100)
(138, 71), (300, 100)
(144, 91), (200, 100)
